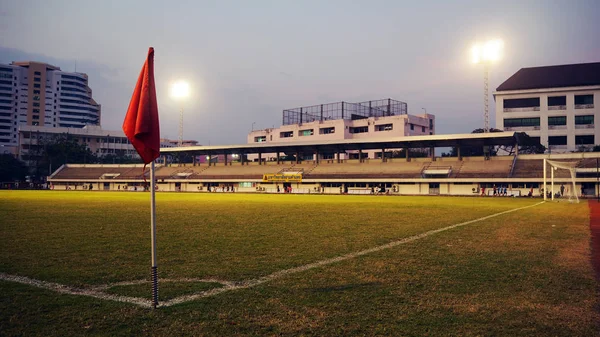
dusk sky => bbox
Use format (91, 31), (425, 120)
(1, 0), (598, 145)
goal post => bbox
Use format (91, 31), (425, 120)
(543, 158), (579, 203)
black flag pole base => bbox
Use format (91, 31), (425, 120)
(151, 266), (159, 309)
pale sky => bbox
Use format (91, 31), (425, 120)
(1, 0), (599, 145)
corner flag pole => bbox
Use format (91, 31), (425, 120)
(150, 161), (158, 308)
(122, 47), (161, 309)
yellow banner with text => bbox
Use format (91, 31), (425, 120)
(262, 174), (303, 183)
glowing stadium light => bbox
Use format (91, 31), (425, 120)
(472, 39), (503, 64)
(471, 39), (504, 133)
(170, 80), (190, 147)
(170, 81), (190, 99)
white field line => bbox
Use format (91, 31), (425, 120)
(90, 278), (235, 291)
(0, 272), (153, 308)
(161, 201), (545, 307)
(0, 201), (544, 308)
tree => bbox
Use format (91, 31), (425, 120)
(0, 154), (27, 182)
(501, 133), (546, 155)
(390, 149), (429, 158)
(33, 134), (99, 179)
(443, 128), (545, 157)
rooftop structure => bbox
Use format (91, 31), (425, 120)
(282, 98), (408, 125)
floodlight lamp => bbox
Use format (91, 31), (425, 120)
(170, 81), (190, 99)
(482, 39), (503, 62)
(472, 39), (503, 64)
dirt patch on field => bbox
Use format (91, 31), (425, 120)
(588, 200), (600, 280)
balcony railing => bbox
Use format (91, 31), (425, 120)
(503, 107), (540, 113)
(575, 104), (594, 109)
(548, 145), (568, 150)
(548, 105), (566, 110)
(575, 124), (595, 129)
(504, 126), (540, 131)
(548, 125), (567, 130)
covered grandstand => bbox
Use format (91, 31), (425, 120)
(46, 132), (600, 197)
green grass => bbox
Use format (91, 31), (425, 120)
(0, 191), (598, 336)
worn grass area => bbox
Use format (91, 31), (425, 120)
(0, 191), (598, 336)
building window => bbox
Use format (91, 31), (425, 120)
(575, 135), (594, 145)
(34, 77), (41, 82)
(33, 90), (40, 95)
(280, 131), (293, 138)
(34, 71), (41, 75)
(575, 94), (594, 108)
(375, 124), (393, 132)
(299, 129), (314, 136)
(548, 96), (566, 110)
(254, 136), (266, 143)
(421, 126), (425, 132)
(575, 115), (594, 125)
(548, 136), (567, 146)
(410, 124), (414, 130)
(548, 116), (566, 126)
(349, 126), (368, 134)
(33, 83), (40, 88)
(33, 109), (39, 113)
(319, 127), (335, 134)
(503, 97), (540, 111)
(503, 117), (540, 128)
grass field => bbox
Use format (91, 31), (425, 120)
(0, 191), (598, 336)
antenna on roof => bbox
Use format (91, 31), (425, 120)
(74, 60), (77, 72)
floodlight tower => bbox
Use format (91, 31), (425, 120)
(170, 81), (190, 147)
(471, 40), (503, 133)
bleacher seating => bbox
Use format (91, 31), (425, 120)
(307, 160), (426, 179)
(190, 162), (288, 179)
(52, 166), (137, 180)
(511, 159), (574, 178)
(453, 159), (512, 178)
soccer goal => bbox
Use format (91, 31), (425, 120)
(543, 158), (579, 203)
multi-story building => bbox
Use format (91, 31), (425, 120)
(247, 98), (435, 160)
(18, 125), (138, 167)
(494, 62), (600, 152)
(0, 61), (101, 154)
(18, 126), (203, 170)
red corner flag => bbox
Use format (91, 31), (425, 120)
(123, 47), (160, 164)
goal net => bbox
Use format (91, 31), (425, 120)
(543, 159), (579, 203)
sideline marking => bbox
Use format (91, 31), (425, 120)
(0, 201), (545, 308)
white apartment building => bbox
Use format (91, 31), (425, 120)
(0, 61), (101, 154)
(247, 99), (435, 160)
(494, 62), (599, 152)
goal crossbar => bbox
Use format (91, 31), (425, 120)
(543, 159), (579, 203)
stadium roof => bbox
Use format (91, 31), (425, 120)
(496, 62), (600, 91)
(161, 132), (525, 156)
